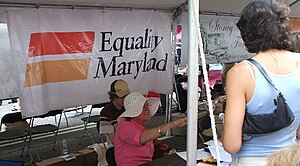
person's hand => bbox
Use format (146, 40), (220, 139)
(171, 117), (187, 128)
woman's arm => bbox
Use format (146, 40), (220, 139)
(140, 117), (187, 144)
(222, 62), (252, 154)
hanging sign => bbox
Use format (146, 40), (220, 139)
(181, 13), (254, 65)
(199, 15), (254, 63)
(7, 8), (173, 117)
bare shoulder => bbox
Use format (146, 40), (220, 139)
(227, 61), (250, 79)
(226, 61), (255, 101)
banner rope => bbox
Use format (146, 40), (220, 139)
(191, 1), (222, 165)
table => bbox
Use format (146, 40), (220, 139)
(34, 148), (98, 166)
(141, 153), (186, 166)
(141, 153), (217, 166)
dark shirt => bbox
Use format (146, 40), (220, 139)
(100, 102), (124, 128)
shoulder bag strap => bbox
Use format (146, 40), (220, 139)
(247, 59), (279, 93)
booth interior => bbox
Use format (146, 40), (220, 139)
(0, 100), (213, 166)
(0, 0), (300, 166)
(0, 70), (226, 166)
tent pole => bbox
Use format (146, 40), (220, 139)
(165, 94), (172, 136)
(186, 0), (198, 165)
(165, 19), (178, 137)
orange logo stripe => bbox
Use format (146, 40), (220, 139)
(24, 58), (90, 87)
(28, 32), (95, 57)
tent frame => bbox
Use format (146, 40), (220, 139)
(0, 1), (212, 165)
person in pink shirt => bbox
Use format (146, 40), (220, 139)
(114, 92), (187, 166)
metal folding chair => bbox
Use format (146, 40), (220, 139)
(0, 112), (28, 156)
(79, 103), (108, 145)
(198, 115), (212, 144)
(62, 105), (87, 127)
(25, 109), (63, 157)
(175, 75), (188, 113)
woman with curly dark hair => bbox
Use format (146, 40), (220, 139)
(222, 0), (300, 165)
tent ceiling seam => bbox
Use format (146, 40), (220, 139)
(200, 10), (240, 17)
(289, 0), (300, 7)
(0, 2), (175, 12)
(199, 10), (300, 19)
(173, 1), (187, 19)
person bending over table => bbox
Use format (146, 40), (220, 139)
(114, 92), (187, 166)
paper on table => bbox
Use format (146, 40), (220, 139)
(207, 145), (232, 163)
(196, 162), (230, 166)
(204, 140), (220, 146)
(59, 155), (76, 161)
(220, 162), (230, 166)
(176, 148), (231, 166)
(204, 140), (232, 163)
(176, 148), (211, 161)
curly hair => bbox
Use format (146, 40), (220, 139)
(266, 142), (300, 166)
(290, 31), (300, 53)
(236, 0), (292, 53)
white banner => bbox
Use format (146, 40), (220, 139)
(0, 23), (18, 99)
(7, 8), (173, 118)
(181, 12), (254, 65)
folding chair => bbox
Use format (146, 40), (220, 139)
(172, 74), (182, 112)
(0, 112), (28, 156)
(79, 103), (108, 145)
(62, 105), (87, 127)
(176, 76), (188, 113)
(26, 109), (63, 156)
(198, 115), (212, 144)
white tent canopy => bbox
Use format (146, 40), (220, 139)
(1, 0), (300, 23)
(200, 0), (300, 17)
